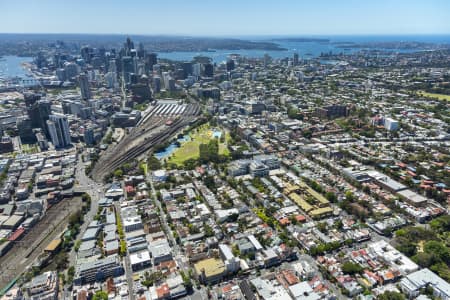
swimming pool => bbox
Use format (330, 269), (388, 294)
(212, 130), (222, 139)
(154, 135), (190, 160)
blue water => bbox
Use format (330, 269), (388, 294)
(212, 130), (222, 139)
(154, 143), (179, 160)
(158, 35), (450, 63)
(158, 41), (343, 62)
(154, 135), (190, 160)
(0, 56), (33, 79)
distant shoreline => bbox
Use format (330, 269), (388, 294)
(272, 38), (330, 43)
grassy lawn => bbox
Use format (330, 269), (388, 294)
(418, 91), (450, 101)
(169, 124), (230, 165)
(22, 144), (39, 154)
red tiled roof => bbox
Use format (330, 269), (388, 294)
(156, 283), (170, 298)
(295, 215), (306, 222)
(8, 227), (25, 241)
(279, 218), (290, 225)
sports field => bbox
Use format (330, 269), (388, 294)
(168, 124), (230, 165)
(418, 91), (450, 101)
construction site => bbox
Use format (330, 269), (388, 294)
(92, 100), (200, 182)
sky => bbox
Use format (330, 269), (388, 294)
(1, 0), (450, 36)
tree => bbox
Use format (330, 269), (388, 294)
(424, 240), (450, 264)
(345, 191), (355, 202)
(412, 252), (438, 268)
(325, 191), (337, 203)
(204, 224), (214, 237)
(287, 106), (300, 119)
(148, 155), (162, 171)
(199, 139), (219, 163)
(317, 222), (328, 233)
(302, 130), (313, 139)
(68, 266), (75, 279)
(378, 291), (405, 300)
(204, 175), (215, 191)
(183, 158), (198, 170)
(141, 271), (164, 287)
(341, 262), (363, 275)
(69, 210), (83, 227)
(92, 291), (108, 300)
(54, 252), (68, 270)
(180, 271), (193, 290)
(114, 169), (123, 178)
(429, 215), (450, 234)
(74, 240), (81, 252)
(81, 193), (91, 203)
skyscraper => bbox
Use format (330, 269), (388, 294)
(153, 76), (161, 93)
(78, 73), (92, 100)
(124, 37), (135, 56)
(226, 59), (235, 71)
(16, 116), (36, 144)
(28, 100), (51, 138)
(181, 62), (193, 79)
(293, 53), (299, 66)
(64, 62), (79, 81)
(47, 114), (71, 148)
(137, 42), (145, 58)
(108, 59), (117, 73)
(122, 56), (134, 84)
(203, 63), (214, 77)
(145, 53), (158, 71)
(192, 63), (201, 77)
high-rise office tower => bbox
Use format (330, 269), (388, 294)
(203, 63), (214, 77)
(122, 56), (134, 84)
(56, 68), (66, 81)
(181, 62), (193, 79)
(109, 59), (117, 73)
(137, 42), (145, 58)
(263, 54), (270, 68)
(81, 46), (92, 63)
(83, 127), (95, 145)
(28, 100), (51, 138)
(24, 92), (41, 107)
(105, 72), (118, 89)
(226, 59), (235, 71)
(47, 114), (71, 148)
(153, 76), (161, 93)
(293, 53), (299, 66)
(145, 53), (158, 70)
(16, 116), (36, 144)
(64, 62), (79, 81)
(192, 63), (201, 77)
(124, 37), (135, 56)
(78, 73), (92, 100)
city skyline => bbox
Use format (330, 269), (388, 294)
(1, 0), (450, 36)
(1, 2), (450, 299)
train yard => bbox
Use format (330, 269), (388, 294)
(91, 101), (200, 181)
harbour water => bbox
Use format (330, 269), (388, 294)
(157, 35), (450, 63)
(0, 56), (33, 79)
(158, 41), (354, 62)
(1, 36), (450, 77)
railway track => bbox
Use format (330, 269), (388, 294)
(92, 104), (199, 181)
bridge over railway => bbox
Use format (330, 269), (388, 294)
(91, 102), (200, 182)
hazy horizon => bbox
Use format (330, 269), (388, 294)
(1, 0), (450, 36)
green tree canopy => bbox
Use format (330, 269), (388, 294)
(378, 291), (405, 300)
(92, 291), (108, 300)
(341, 261), (363, 275)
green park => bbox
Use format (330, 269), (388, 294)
(418, 91), (450, 101)
(167, 124), (230, 166)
